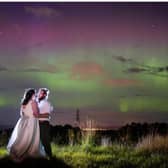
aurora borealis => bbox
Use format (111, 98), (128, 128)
(0, 2), (168, 127)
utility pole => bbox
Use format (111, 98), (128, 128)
(75, 108), (80, 128)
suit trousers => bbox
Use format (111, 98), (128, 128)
(39, 121), (52, 158)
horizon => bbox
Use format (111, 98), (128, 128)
(1, 120), (168, 130)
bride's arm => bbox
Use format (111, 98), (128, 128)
(31, 101), (39, 117)
(31, 101), (49, 118)
(20, 107), (23, 116)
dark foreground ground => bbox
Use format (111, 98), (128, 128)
(0, 156), (72, 168)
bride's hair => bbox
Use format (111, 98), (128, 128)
(21, 88), (36, 105)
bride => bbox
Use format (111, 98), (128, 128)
(7, 88), (49, 161)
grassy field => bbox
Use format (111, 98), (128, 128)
(0, 135), (168, 168)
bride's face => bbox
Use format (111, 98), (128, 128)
(31, 94), (36, 101)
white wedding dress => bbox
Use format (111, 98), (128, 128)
(7, 100), (46, 161)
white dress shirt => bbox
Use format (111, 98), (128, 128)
(38, 99), (53, 121)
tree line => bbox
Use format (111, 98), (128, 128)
(0, 122), (168, 146)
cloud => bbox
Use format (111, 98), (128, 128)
(125, 66), (168, 78)
(112, 55), (133, 63)
(112, 55), (168, 77)
(104, 79), (143, 87)
(71, 61), (104, 80)
(22, 67), (43, 72)
(125, 67), (147, 73)
(22, 64), (58, 74)
(0, 65), (8, 72)
(24, 6), (60, 18)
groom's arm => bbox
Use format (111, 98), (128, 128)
(38, 101), (51, 119)
(39, 113), (50, 118)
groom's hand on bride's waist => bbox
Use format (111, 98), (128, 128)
(39, 113), (50, 118)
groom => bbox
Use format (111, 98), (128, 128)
(37, 88), (53, 159)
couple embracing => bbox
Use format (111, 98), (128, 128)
(7, 88), (53, 161)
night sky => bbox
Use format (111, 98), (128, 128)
(0, 2), (168, 128)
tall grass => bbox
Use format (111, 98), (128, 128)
(1, 134), (168, 168)
(136, 134), (168, 154)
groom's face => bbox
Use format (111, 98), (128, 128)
(38, 90), (46, 100)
